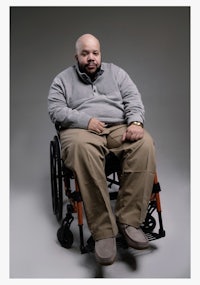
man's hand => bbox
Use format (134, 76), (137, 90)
(122, 124), (144, 142)
(88, 118), (106, 133)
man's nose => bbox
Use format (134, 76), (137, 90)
(88, 53), (95, 61)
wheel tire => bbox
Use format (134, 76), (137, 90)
(141, 214), (156, 233)
(50, 140), (57, 215)
(50, 136), (63, 222)
(57, 225), (74, 249)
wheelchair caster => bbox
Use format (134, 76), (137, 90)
(141, 214), (156, 233)
(57, 223), (74, 249)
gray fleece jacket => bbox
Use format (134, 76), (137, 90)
(48, 62), (145, 129)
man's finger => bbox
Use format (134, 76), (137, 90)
(122, 132), (127, 142)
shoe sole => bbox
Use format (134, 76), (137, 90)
(95, 253), (116, 266)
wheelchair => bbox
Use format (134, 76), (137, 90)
(50, 129), (166, 254)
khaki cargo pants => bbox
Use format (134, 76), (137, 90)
(60, 125), (156, 241)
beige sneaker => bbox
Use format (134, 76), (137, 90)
(118, 223), (149, 250)
(95, 237), (117, 265)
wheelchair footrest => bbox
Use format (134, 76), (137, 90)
(145, 229), (166, 241)
(84, 228), (165, 254)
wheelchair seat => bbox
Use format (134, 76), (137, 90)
(50, 133), (166, 253)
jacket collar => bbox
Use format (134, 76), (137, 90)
(75, 63), (104, 84)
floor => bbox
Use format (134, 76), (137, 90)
(9, 157), (190, 279)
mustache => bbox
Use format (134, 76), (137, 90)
(86, 61), (97, 66)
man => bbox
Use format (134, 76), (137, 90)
(48, 33), (156, 265)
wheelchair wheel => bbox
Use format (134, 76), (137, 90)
(141, 213), (156, 233)
(50, 135), (63, 222)
(57, 224), (74, 249)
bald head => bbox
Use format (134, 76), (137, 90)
(75, 34), (102, 77)
(75, 34), (101, 54)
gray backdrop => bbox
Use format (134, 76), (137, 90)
(10, 7), (190, 278)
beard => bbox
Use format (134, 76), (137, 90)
(78, 62), (101, 78)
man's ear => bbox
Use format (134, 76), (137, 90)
(75, 54), (78, 61)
